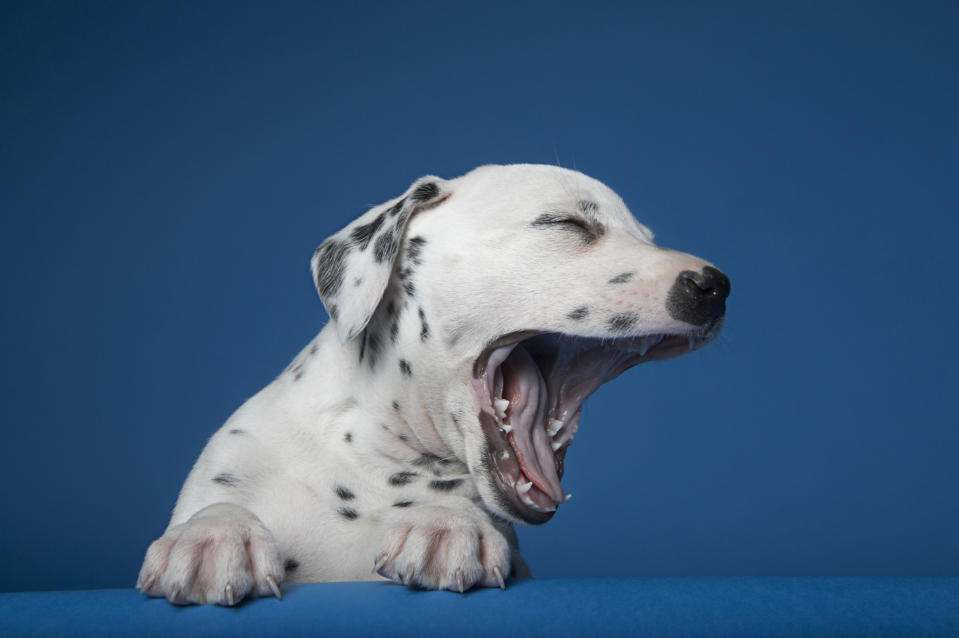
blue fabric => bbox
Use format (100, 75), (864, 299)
(2, 578), (957, 637)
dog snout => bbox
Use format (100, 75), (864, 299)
(665, 266), (730, 327)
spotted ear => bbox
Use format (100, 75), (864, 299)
(311, 176), (449, 343)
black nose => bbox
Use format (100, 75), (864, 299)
(665, 266), (731, 327)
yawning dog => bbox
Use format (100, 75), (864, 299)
(137, 164), (730, 604)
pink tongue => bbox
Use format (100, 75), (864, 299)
(500, 346), (565, 504)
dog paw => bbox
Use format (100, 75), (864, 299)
(137, 503), (284, 605)
(373, 501), (510, 592)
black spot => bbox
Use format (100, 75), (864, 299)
(607, 312), (639, 333)
(389, 471), (418, 486)
(403, 280), (415, 297)
(579, 200), (599, 215)
(309, 342), (318, 355)
(284, 558), (299, 573)
(373, 230), (399, 264)
(350, 211), (387, 250)
(451, 412), (461, 431)
(392, 401), (401, 412)
(338, 506), (359, 520)
(213, 473), (240, 487)
(393, 501), (414, 508)
(413, 453), (442, 466)
(390, 319), (399, 344)
(313, 240), (351, 299)
(344, 432), (353, 443)
(353, 277), (363, 287)
(328, 303), (339, 321)
(429, 479), (463, 492)
(359, 329), (382, 367)
(418, 307), (430, 341)
(567, 306), (590, 320)
(334, 484), (356, 501)
(407, 236), (427, 264)
(229, 428), (246, 435)
(291, 362), (304, 380)
(411, 182), (439, 202)
(388, 199), (406, 217)
(399, 359), (412, 376)
(386, 300), (396, 317)
(608, 271), (635, 284)
(398, 433), (409, 442)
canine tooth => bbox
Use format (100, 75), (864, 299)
(638, 341), (650, 356)
(519, 492), (554, 511)
(501, 424), (513, 434)
(551, 439), (564, 451)
(547, 418), (563, 437)
(517, 481), (533, 494)
(493, 398), (509, 419)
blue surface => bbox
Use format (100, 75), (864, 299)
(2, 579), (958, 638)
(2, 1), (959, 593)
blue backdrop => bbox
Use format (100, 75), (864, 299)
(2, 1), (957, 592)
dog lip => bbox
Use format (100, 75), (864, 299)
(472, 330), (544, 378)
(479, 413), (556, 525)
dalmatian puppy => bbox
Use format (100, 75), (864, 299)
(137, 164), (730, 605)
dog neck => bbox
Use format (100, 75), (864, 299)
(294, 323), (464, 470)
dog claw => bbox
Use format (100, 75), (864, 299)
(166, 587), (181, 604)
(493, 566), (506, 590)
(225, 583), (235, 606)
(266, 575), (282, 600)
(372, 553), (388, 575)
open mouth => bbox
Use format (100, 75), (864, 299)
(471, 324), (720, 524)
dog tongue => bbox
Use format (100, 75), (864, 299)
(500, 346), (565, 504)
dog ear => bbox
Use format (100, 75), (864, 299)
(311, 176), (449, 343)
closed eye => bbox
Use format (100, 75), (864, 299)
(530, 213), (603, 243)
(531, 213), (590, 230)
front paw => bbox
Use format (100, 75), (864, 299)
(137, 503), (284, 605)
(374, 501), (510, 592)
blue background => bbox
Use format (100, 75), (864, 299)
(2, 1), (957, 593)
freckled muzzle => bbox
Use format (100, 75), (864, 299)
(665, 266), (731, 327)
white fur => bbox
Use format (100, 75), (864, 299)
(138, 164), (720, 604)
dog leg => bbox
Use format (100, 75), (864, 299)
(137, 502), (284, 605)
(372, 496), (511, 591)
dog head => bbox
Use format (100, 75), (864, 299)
(313, 164), (729, 525)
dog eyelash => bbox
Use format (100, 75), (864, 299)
(530, 213), (592, 233)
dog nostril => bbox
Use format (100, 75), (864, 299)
(684, 277), (705, 295)
(682, 268), (730, 300)
(700, 266), (731, 301)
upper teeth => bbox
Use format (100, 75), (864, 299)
(547, 418), (563, 436)
(494, 398), (509, 419)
